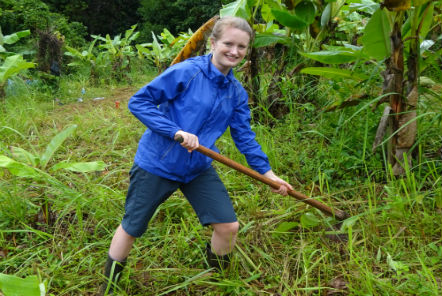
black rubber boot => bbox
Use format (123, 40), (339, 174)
(205, 243), (231, 271)
(100, 254), (126, 295)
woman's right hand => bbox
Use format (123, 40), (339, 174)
(174, 130), (199, 153)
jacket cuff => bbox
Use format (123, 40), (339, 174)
(256, 164), (272, 175)
(169, 127), (182, 140)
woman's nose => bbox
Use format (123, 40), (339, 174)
(230, 46), (239, 55)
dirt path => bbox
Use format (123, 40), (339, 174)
(57, 86), (138, 113)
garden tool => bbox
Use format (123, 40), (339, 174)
(175, 135), (349, 220)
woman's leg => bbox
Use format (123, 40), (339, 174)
(180, 166), (238, 269)
(101, 225), (135, 294)
(101, 164), (179, 293)
(211, 222), (239, 255)
(112, 164), (179, 260)
(108, 224), (136, 261)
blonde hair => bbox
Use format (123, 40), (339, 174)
(210, 16), (253, 41)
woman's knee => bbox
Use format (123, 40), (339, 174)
(212, 221), (239, 237)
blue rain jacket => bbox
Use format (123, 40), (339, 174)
(129, 54), (271, 183)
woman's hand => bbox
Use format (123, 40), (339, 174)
(174, 130), (199, 153)
(263, 170), (293, 196)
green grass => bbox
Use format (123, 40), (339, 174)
(1, 72), (441, 295)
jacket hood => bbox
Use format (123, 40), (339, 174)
(191, 54), (236, 87)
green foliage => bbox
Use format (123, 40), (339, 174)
(0, 124), (106, 176)
(0, 155), (42, 179)
(0, 28), (31, 59)
(300, 48), (362, 64)
(300, 66), (368, 81)
(253, 32), (290, 48)
(65, 25), (144, 83)
(49, 20), (87, 48)
(136, 29), (191, 72)
(361, 8), (391, 60)
(42, 0), (140, 38)
(64, 24), (189, 80)
(271, 1), (316, 30)
(64, 39), (100, 73)
(300, 212), (321, 228)
(91, 25), (140, 82)
(0, 54), (35, 95)
(138, 0), (222, 42)
(220, 0), (249, 19)
(0, 0), (51, 33)
(0, 273), (44, 296)
(0, 28), (34, 96)
(297, 0), (440, 113)
(0, 0), (87, 47)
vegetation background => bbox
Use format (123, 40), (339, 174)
(0, 0), (441, 295)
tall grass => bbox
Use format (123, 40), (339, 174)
(0, 69), (441, 295)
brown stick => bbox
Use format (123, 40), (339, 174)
(175, 135), (349, 220)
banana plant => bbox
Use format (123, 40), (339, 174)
(137, 29), (191, 72)
(64, 38), (99, 68)
(0, 27), (31, 59)
(91, 24), (139, 81)
(300, 0), (439, 175)
(219, 0), (321, 117)
(136, 32), (166, 71)
(0, 124), (106, 224)
(0, 54), (35, 97)
(0, 27), (34, 97)
(378, 0), (438, 175)
(0, 124), (105, 176)
(64, 38), (110, 82)
(1, 124), (106, 224)
(219, 0), (291, 49)
(220, 0), (339, 50)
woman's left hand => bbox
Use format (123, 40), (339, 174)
(263, 170), (293, 196)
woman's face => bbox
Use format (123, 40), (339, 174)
(210, 26), (250, 75)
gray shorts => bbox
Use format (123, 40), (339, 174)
(121, 164), (237, 237)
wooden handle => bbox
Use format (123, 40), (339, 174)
(174, 135), (349, 220)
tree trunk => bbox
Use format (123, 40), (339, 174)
(385, 18), (419, 175)
(392, 11), (419, 175)
(383, 21), (404, 174)
(245, 46), (260, 105)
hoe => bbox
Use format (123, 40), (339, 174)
(175, 135), (350, 221)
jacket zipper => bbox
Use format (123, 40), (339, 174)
(160, 141), (177, 160)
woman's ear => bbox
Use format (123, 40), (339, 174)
(209, 37), (216, 50)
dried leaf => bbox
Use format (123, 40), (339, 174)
(170, 16), (219, 66)
(406, 86), (418, 107)
(327, 276), (348, 295)
(397, 110), (417, 148)
(372, 106), (392, 152)
(382, 0), (411, 11)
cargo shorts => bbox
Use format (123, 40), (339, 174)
(121, 164), (237, 237)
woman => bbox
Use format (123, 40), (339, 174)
(102, 16), (293, 292)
